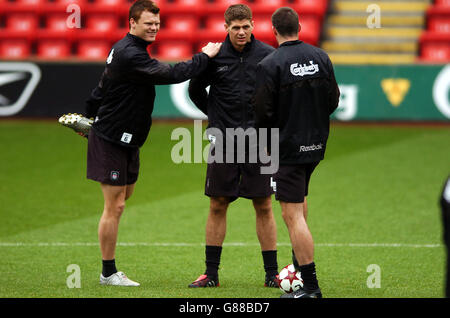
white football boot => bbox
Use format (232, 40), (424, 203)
(58, 113), (93, 136)
(99, 271), (140, 287)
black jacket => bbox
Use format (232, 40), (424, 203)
(254, 40), (340, 164)
(85, 33), (210, 148)
(188, 34), (275, 133)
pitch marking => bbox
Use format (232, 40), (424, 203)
(0, 242), (442, 248)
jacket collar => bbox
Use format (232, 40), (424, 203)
(127, 32), (152, 48)
(279, 39), (303, 47)
(224, 34), (255, 55)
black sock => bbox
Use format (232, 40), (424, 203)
(292, 250), (319, 290)
(102, 259), (117, 277)
(292, 249), (300, 271)
(205, 245), (222, 279)
(262, 250), (278, 277)
(298, 262), (319, 291)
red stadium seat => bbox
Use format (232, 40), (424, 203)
(15, 0), (46, 5)
(36, 13), (77, 43)
(42, 0), (88, 15)
(252, 0), (285, 15)
(203, 0), (249, 15)
(421, 42), (450, 62)
(85, 0), (128, 15)
(435, 0), (450, 6)
(85, 14), (118, 32)
(299, 15), (320, 44)
(37, 40), (71, 59)
(0, 40), (31, 59)
(163, 0), (207, 16)
(91, 0), (122, 5)
(1, 0), (46, 14)
(6, 13), (39, 32)
(252, 15), (275, 44)
(419, 30), (450, 62)
(52, 0), (87, 5)
(77, 40), (111, 60)
(158, 15), (199, 41)
(77, 14), (119, 41)
(428, 17), (450, 33)
(213, 0), (248, 5)
(252, 15), (273, 36)
(252, 0), (284, 6)
(45, 14), (72, 32)
(427, 4), (450, 16)
(197, 15), (227, 42)
(2, 13), (38, 41)
(291, 0), (329, 17)
(157, 41), (193, 60)
(165, 15), (199, 32)
(16, 0), (46, 4)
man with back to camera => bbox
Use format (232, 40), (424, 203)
(254, 7), (340, 298)
(441, 176), (450, 297)
(83, 0), (221, 286)
(187, 4), (279, 288)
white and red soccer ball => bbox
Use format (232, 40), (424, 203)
(277, 264), (303, 293)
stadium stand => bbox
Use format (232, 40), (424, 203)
(322, 0), (431, 64)
(419, 0), (450, 62)
(2, 0), (447, 63)
(0, 0), (328, 60)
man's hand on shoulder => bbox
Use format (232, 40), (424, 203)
(201, 42), (222, 58)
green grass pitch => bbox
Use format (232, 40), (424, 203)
(0, 120), (449, 298)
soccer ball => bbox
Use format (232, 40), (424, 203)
(278, 264), (303, 293)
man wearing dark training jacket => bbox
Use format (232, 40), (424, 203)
(188, 4), (279, 289)
(255, 7), (340, 298)
(84, 0), (221, 286)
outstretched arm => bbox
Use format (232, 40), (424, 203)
(126, 43), (221, 85)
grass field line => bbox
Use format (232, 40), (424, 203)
(0, 242), (443, 248)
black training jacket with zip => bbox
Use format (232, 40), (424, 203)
(85, 33), (210, 148)
(254, 40), (340, 165)
(188, 34), (275, 133)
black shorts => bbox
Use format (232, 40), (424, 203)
(273, 162), (319, 203)
(205, 152), (274, 202)
(87, 130), (140, 186)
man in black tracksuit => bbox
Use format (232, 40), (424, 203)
(255, 7), (340, 298)
(187, 4), (279, 288)
(84, 0), (221, 286)
(441, 176), (450, 297)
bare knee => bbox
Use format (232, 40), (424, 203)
(253, 197), (273, 216)
(210, 197), (229, 215)
(281, 209), (293, 224)
(105, 201), (125, 219)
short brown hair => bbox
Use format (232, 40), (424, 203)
(271, 7), (299, 37)
(224, 4), (252, 25)
(129, 0), (160, 23)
